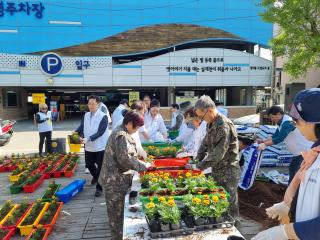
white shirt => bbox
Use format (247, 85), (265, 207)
(37, 111), (53, 133)
(99, 102), (111, 123)
(112, 104), (127, 130)
(175, 122), (193, 146)
(131, 131), (147, 159)
(142, 112), (167, 142)
(296, 153), (320, 222)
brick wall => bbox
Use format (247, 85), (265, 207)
(0, 87), (28, 120)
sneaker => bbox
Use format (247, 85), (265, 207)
(95, 190), (102, 197)
(91, 178), (97, 185)
(85, 168), (90, 174)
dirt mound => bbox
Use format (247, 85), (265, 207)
(239, 181), (286, 228)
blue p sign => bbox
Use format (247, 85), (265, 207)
(40, 53), (63, 76)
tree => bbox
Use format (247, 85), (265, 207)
(261, 0), (320, 78)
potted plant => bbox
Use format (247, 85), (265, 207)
(0, 200), (15, 222)
(39, 198), (63, 232)
(143, 198), (159, 232)
(18, 200), (49, 236)
(23, 173), (44, 193)
(41, 181), (61, 201)
(1, 199), (31, 229)
(213, 195), (229, 223)
(182, 195), (210, 227)
(25, 226), (51, 240)
(10, 172), (28, 194)
(64, 161), (77, 178)
(157, 197), (181, 231)
(0, 228), (15, 240)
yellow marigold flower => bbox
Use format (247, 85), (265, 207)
(178, 176), (183, 179)
(164, 173), (170, 178)
(151, 178), (158, 183)
(164, 176), (169, 180)
(220, 193), (226, 199)
(203, 195), (209, 200)
(149, 197), (154, 202)
(146, 202), (155, 209)
(203, 199), (210, 205)
(158, 197), (166, 202)
(212, 196), (219, 203)
(169, 196), (174, 200)
(167, 199), (175, 207)
(192, 197), (201, 205)
(185, 172), (192, 178)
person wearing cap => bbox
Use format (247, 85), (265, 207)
(112, 99), (129, 130)
(142, 99), (167, 142)
(252, 88), (320, 240)
(36, 103), (53, 157)
(168, 103), (184, 131)
(258, 105), (313, 183)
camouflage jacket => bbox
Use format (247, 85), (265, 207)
(99, 124), (147, 192)
(196, 113), (239, 170)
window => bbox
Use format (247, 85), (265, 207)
(2, 89), (21, 108)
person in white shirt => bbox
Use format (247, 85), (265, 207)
(216, 101), (228, 117)
(182, 107), (207, 158)
(98, 100), (111, 124)
(168, 103), (183, 131)
(36, 103), (53, 157)
(142, 99), (167, 142)
(112, 99), (129, 130)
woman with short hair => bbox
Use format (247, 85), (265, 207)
(36, 103), (53, 157)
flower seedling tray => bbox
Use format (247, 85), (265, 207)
(64, 164), (78, 178)
(9, 170), (27, 182)
(23, 175), (45, 193)
(0, 204), (18, 225)
(25, 227), (51, 240)
(0, 204), (32, 230)
(55, 179), (86, 203)
(41, 184), (61, 202)
(193, 214), (235, 232)
(18, 202), (49, 236)
(140, 169), (202, 178)
(142, 142), (183, 149)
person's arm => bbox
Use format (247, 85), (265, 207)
(115, 135), (147, 172)
(159, 117), (168, 139)
(270, 122), (295, 145)
(293, 216), (320, 240)
(197, 125), (230, 170)
(89, 115), (108, 141)
(196, 136), (208, 161)
(74, 116), (84, 136)
(36, 113), (47, 123)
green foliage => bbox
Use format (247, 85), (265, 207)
(261, 0), (320, 77)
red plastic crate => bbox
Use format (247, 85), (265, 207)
(2, 228), (15, 240)
(153, 157), (189, 168)
(23, 175), (44, 193)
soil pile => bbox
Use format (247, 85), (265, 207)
(238, 181), (286, 228)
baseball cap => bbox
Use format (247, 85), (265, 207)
(289, 88), (320, 123)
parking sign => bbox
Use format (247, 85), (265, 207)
(40, 52), (63, 76)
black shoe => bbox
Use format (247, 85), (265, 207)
(227, 236), (245, 240)
(91, 178), (97, 185)
(95, 190), (102, 197)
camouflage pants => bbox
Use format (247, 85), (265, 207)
(105, 188), (126, 240)
(211, 165), (240, 219)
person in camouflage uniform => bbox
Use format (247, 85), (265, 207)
(194, 95), (240, 219)
(99, 111), (150, 240)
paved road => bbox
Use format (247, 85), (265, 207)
(0, 119), (262, 239)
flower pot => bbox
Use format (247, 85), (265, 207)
(23, 175), (44, 193)
(160, 222), (170, 232)
(41, 202), (63, 233)
(183, 215), (195, 228)
(10, 184), (24, 194)
(147, 218), (160, 232)
(0, 204), (17, 224)
(194, 217), (206, 226)
(208, 217), (216, 224)
(0, 204), (32, 230)
(170, 222), (181, 230)
(0, 228), (15, 240)
(9, 170), (27, 182)
(18, 202), (50, 236)
(64, 163), (77, 178)
(215, 216), (225, 223)
(25, 227), (51, 240)
(41, 184), (61, 202)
